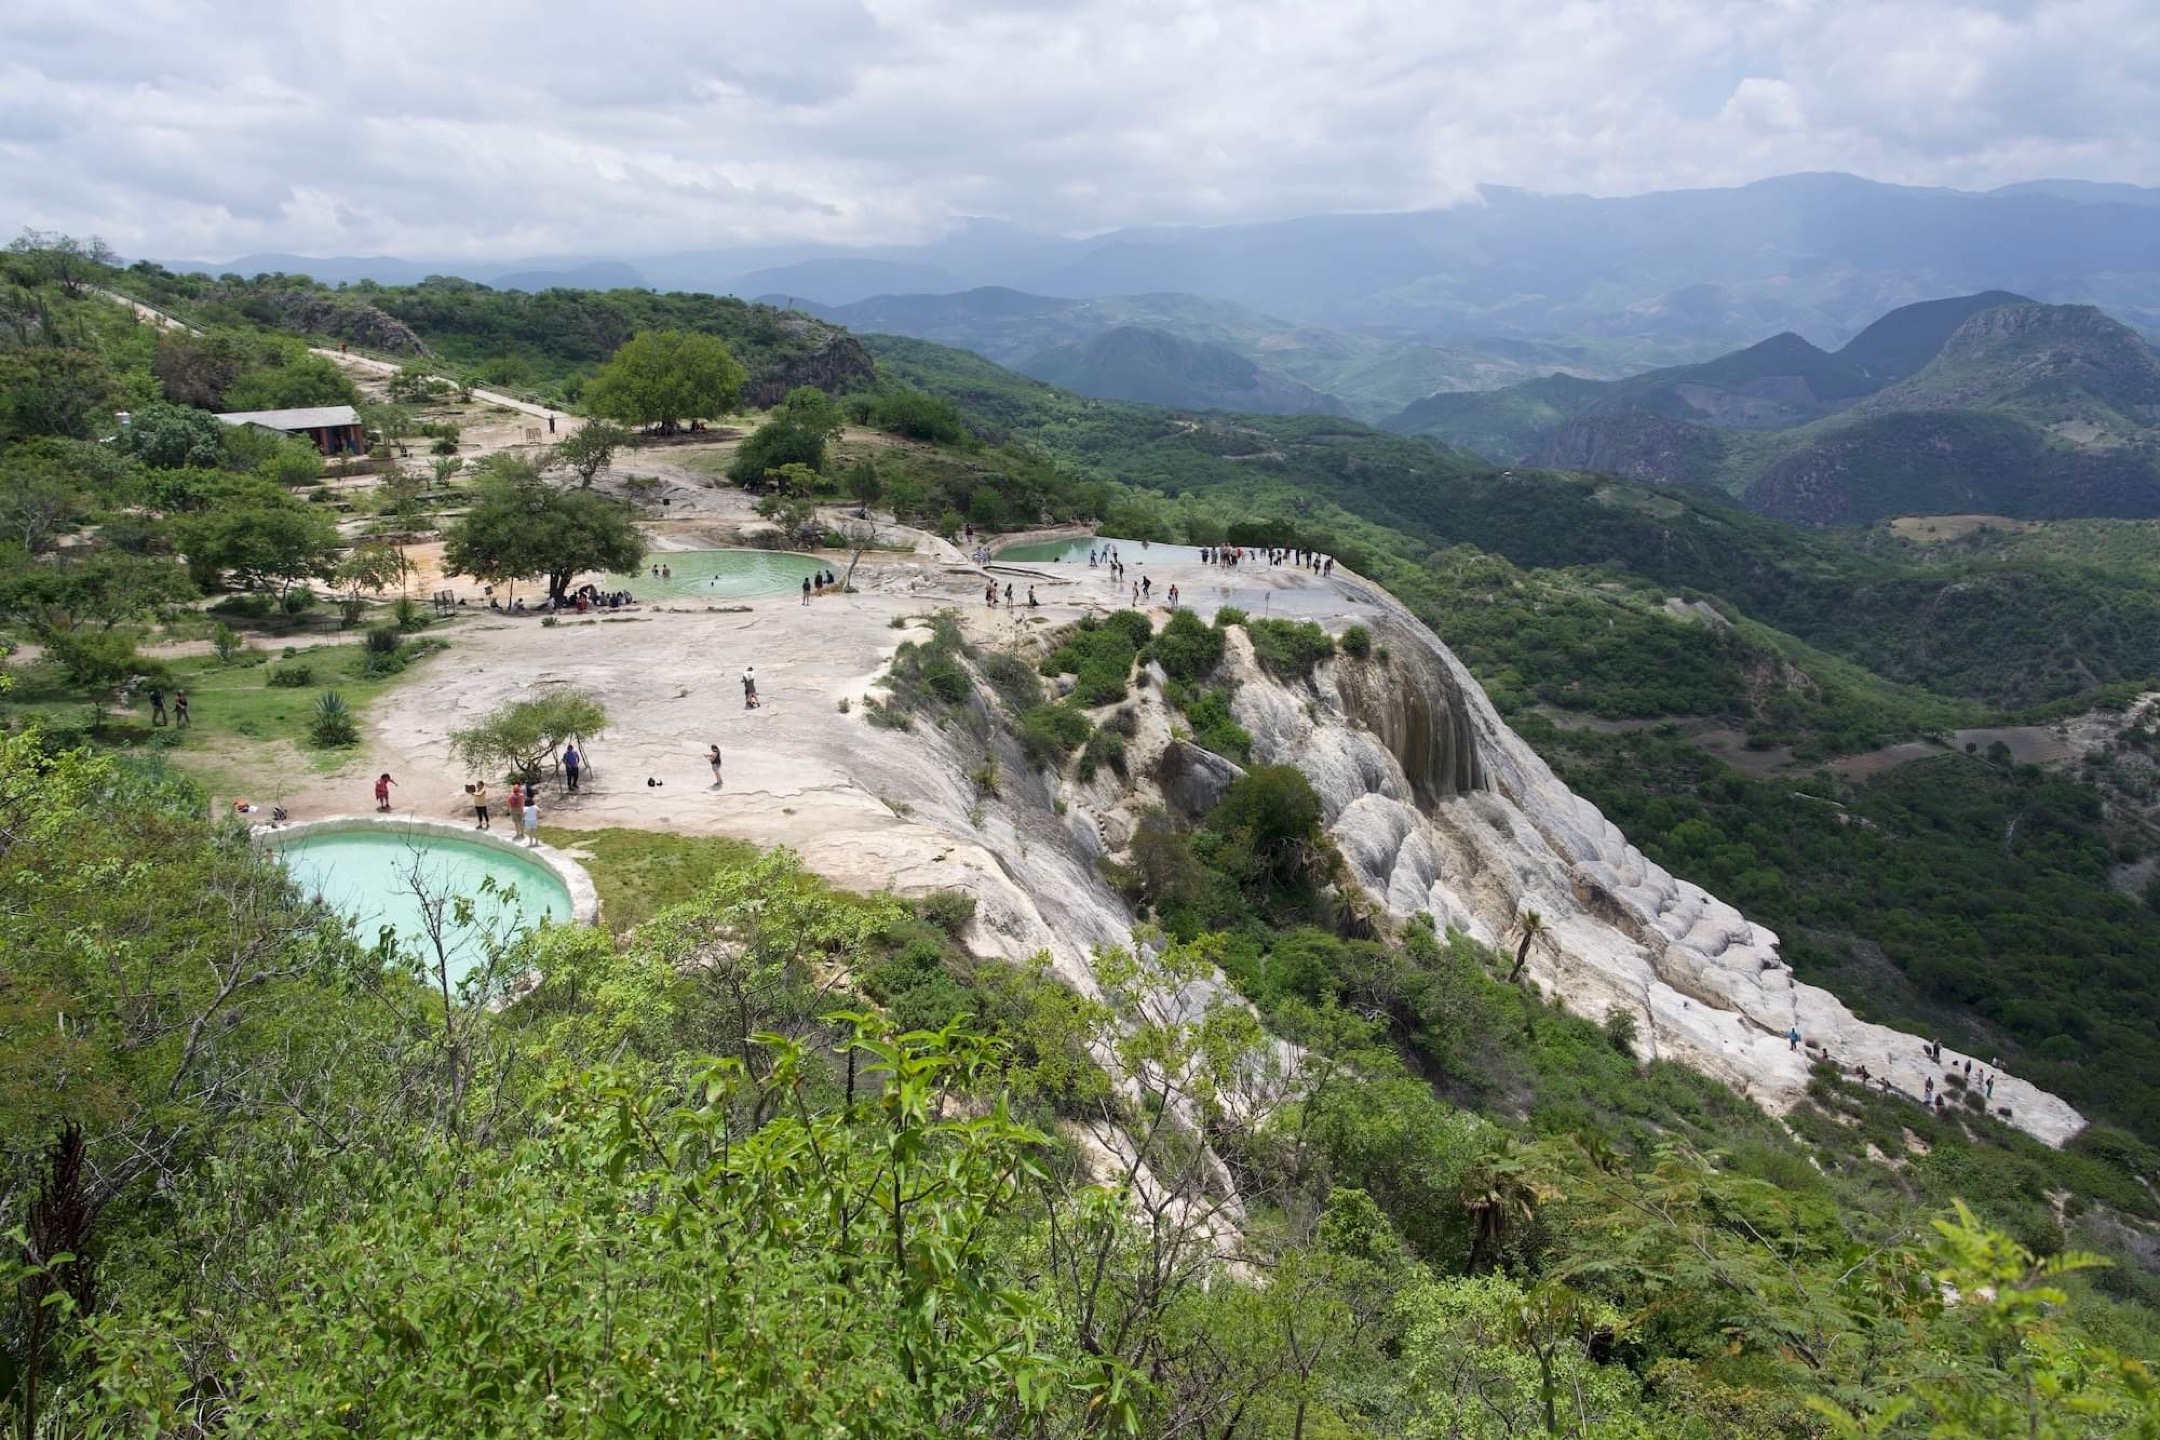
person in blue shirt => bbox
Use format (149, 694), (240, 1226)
(563, 744), (583, 793)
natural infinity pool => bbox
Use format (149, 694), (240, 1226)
(994, 536), (1208, 564)
(606, 548), (826, 600)
(273, 824), (574, 985)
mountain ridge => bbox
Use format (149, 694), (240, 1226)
(163, 171), (2160, 350)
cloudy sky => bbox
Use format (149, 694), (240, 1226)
(3, 0), (2154, 260)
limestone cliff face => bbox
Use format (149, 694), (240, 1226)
(1194, 581), (2085, 1146)
(832, 569), (2085, 1148)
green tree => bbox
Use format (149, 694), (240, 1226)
(6, 228), (116, 295)
(42, 625), (170, 726)
(728, 386), (844, 483)
(0, 456), (81, 554)
(441, 470), (645, 605)
(1506, 909), (1551, 984)
(450, 687), (608, 782)
(583, 329), (745, 434)
(1210, 764), (1325, 888)
(173, 477), (341, 599)
(551, 419), (630, 487)
(121, 400), (225, 468)
(0, 346), (117, 440)
(151, 328), (251, 408)
(219, 351), (359, 411)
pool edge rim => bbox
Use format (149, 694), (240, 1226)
(256, 813), (601, 927)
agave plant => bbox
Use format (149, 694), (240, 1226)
(309, 690), (358, 747)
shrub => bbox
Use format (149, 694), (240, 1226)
(210, 594), (277, 619)
(1019, 702), (1093, 764)
(1044, 611), (1152, 708)
(1603, 1007), (1640, 1054)
(980, 651), (1044, 713)
(362, 625), (402, 655)
(1247, 618), (1335, 680)
(309, 690), (358, 746)
(1210, 765), (1323, 886)
(211, 622), (242, 664)
(393, 595), (427, 631)
(880, 617), (977, 719)
(1215, 606), (1249, 628)
(970, 754), (1001, 798)
(1078, 729), (1127, 782)
(1153, 608), (1226, 682)
(267, 664), (315, 688)
(279, 587), (317, 615)
(1340, 624), (1372, 660)
(1181, 689), (1253, 763)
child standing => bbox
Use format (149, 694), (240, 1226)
(374, 772), (396, 812)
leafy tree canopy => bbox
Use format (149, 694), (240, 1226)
(582, 328), (746, 432)
(121, 399), (224, 469)
(441, 468), (645, 602)
(173, 475), (341, 598)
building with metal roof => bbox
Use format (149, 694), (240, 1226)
(215, 405), (368, 455)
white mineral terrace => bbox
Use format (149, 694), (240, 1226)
(269, 529), (2083, 1148)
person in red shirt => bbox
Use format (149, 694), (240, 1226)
(374, 773), (396, 812)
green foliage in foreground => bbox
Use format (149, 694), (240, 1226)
(7, 734), (2160, 1439)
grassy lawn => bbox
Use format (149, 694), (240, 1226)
(539, 827), (762, 934)
(2, 637), (449, 802)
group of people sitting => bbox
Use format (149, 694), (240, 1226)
(484, 584), (638, 614)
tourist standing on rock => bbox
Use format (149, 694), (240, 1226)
(507, 781), (526, 840)
(523, 786), (540, 846)
(173, 689), (190, 726)
(471, 781), (490, 830)
(743, 667), (760, 708)
(563, 744), (583, 794)
(374, 772), (396, 812)
(148, 687), (166, 727)
(709, 743), (724, 788)
(803, 577), (813, 605)
(1786, 1026), (1801, 1052)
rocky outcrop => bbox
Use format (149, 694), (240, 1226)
(1154, 740), (1243, 820)
(201, 286), (432, 357)
(1525, 410), (1728, 487)
(742, 320), (878, 406)
(1212, 579), (2086, 1147)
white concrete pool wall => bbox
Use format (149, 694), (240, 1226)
(255, 813), (602, 926)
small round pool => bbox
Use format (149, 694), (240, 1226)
(273, 824), (576, 985)
(995, 536), (1207, 564)
(607, 548), (827, 600)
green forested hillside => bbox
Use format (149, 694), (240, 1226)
(1385, 294), (2160, 528)
(116, 268), (876, 404)
(1020, 324), (1349, 415)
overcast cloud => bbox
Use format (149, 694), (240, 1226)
(2, 0), (2155, 260)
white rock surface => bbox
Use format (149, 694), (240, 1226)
(341, 542), (2083, 1147)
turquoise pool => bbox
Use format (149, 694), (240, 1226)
(996, 536), (1207, 564)
(606, 548), (826, 600)
(274, 825), (573, 985)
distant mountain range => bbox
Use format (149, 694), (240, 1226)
(1389, 294), (2160, 526)
(776, 288), (1597, 420)
(170, 171), (2160, 356)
